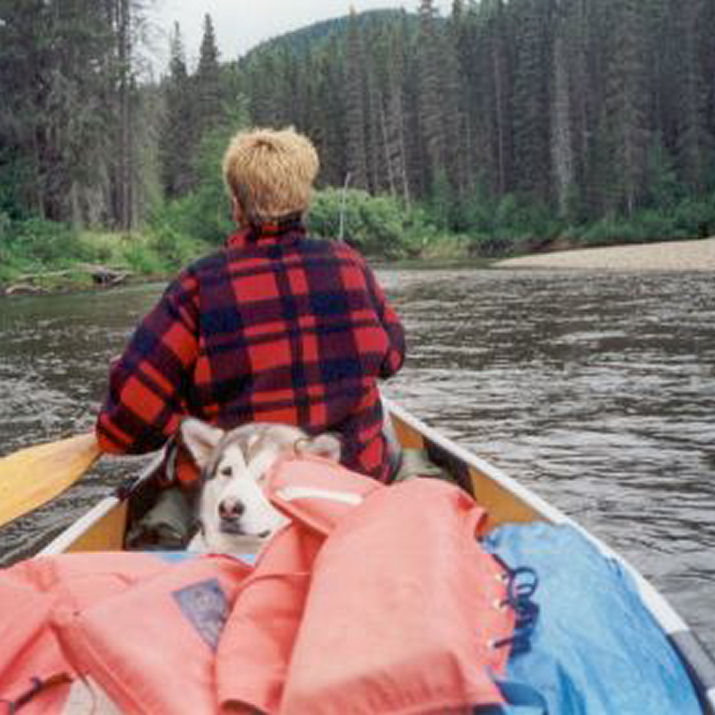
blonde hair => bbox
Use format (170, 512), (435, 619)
(222, 127), (320, 222)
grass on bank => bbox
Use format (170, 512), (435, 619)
(2, 187), (714, 291)
(0, 217), (211, 291)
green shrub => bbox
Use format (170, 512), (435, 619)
(671, 194), (715, 236)
(468, 233), (517, 257)
(121, 240), (165, 275)
(309, 188), (426, 258)
(563, 191), (715, 246)
(632, 209), (681, 241)
(150, 189), (234, 246)
(646, 139), (683, 210)
(150, 113), (248, 246)
(147, 224), (210, 268)
(0, 211), (11, 238)
(75, 231), (128, 266)
(575, 215), (641, 245)
(6, 218), (88, 263)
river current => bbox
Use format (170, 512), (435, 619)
(0, 267), (713, 651)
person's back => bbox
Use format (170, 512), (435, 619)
(96, 128), (405, 482)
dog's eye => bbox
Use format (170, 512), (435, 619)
(220, 465), (232, 477)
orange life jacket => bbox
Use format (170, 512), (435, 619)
(0, 456), (514, 714)
(271, 458), (514, 714)
(0, 551), (219, 713)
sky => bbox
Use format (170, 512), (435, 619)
(148, 0), (454, 72)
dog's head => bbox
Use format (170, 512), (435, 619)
(180, 419), (341, 547)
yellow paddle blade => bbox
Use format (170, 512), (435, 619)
(0, 433), (101, 527)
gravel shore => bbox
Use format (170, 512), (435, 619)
(493, 236), (715, 271)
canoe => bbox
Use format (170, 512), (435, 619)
(37, 397), (715, 712)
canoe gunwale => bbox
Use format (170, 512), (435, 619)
(40, 449), (164, 557)
(40, 495), (122, 556)
(385, 397), (565, 523)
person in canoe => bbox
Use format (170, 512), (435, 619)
(95, 126), (406, 486)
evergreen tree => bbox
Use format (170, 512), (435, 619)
(416, 0), (447, 191)
(669, 0), (712, 191)
(563, 0), (596, 220)
(344, 8), (369, 190)
(241, 50), (288, 127)
(603, 0), (651, 215)
(510, 0), (552, 203)
(195, 14), (225, 137)
(5, 1), (715, 239)
(114, 0), (134, 230)
(0, 0), (145, 226)
(702, 0), (715, 171)
(311, 37), (347, 187)
(550, 0), (576, 219)
(443, 1), (469, 202)
(160, 23), (196, 198)
(480, 0), (513, 196)
(382, 22), (411, 203)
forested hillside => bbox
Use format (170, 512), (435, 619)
(236, 0), (715, 244)
(1, 0), (715, 286)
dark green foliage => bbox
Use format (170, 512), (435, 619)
(345, 10), (369, 191)
(160, 23), (196, 198)
(233, 1), (715, 251)
(0, 0), (151, 229)
(195, 14), (226, 136)
(3, 1), (715, 271)
(3, 218), (86, 264)
(0, 147), (32, 220)
(510, 0), (552, 201)
(309, 188), (433, 258)
(150, 102), (249, 246)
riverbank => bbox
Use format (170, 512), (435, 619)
(4, 232), (714, 297)
(494, 236), (715, 271)
(0, 226), (210, 296)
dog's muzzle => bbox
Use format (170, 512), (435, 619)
(218, 514), (272, 539)
(219, 517), (245, 535)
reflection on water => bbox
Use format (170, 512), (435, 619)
(1, 269), (713, 651)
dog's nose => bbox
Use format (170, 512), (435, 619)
(218, 498), (245, 520)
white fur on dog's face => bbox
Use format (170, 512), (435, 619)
(181, 419), (341, 553)
(206, 442), (288, 539)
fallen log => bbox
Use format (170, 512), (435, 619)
(16, 269), (76, 281)
(3, 264), (133, 296)
(78, 263), (133, 286)
(4, 283), (49, 296)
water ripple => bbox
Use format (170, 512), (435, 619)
(0, 270), (713, 653)
(384, 267), (715, 653)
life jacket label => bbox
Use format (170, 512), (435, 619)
(173, 578), (228, 651)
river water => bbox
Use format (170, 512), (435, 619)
(0, 267), (713, 652)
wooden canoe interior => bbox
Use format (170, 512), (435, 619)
(67, 501), (128, 552)
(390, 410), (544, 532)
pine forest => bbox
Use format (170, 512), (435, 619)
(1, 0), (715, 285)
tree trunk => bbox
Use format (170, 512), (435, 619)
(551, 5), (574, 218)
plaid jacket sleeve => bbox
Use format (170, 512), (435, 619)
(358, 252), (406, 378)
(96, 269), (200, 454)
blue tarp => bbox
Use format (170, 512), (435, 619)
(480, 522), (701, 715)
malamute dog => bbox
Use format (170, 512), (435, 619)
(180, 418), (341, 553)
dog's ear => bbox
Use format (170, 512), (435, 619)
(299, 433), (341, 462)
(180, 418), (224, 469)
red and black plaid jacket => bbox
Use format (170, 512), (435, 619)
(96, 217), (405, 481)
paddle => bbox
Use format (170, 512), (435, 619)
(0, 432), (101, 527)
